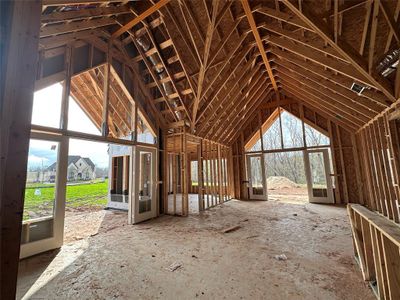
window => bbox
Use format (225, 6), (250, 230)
(68, 94), (101, 136)
(280, 110), (304, 148)
(137, 113), (156, 144)
(31, 83), (63, 128)
(304, 123), (330, 146)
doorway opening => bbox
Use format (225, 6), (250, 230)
(63, 138), (114, 244)
(264, 151), (308, 203)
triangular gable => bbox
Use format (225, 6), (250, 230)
(245, 108), (282, 150)
(245, 107), (329, 152)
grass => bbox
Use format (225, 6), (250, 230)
(24, 179), (108, 221)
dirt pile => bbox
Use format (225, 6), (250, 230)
(267, 176), (299, 190)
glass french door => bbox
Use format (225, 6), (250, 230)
(129, 146), (157, 224)
(304, 149), (334, 203)
(246, 154), (267, 200)
(20, 132), (68, 258)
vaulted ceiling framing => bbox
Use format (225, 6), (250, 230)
(37, 0), (399, 146)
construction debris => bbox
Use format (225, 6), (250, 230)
(221, 225), (241, 233)
(274, 254), (288, 261)
(166, 262), (182, 272)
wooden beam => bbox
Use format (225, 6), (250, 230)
(282, 0), (396, 102)
(255, 5), (312, 31)
(192, 0), (219, 128)
(112, 0), (171, 38)
(277, 70), (373, 122)
(40, 17), (115, 37)
(282, 84), (359, 132)
(213, 81), (271, 141)
(384, 0), (400, 53)
(368, 0), (380, 73)
(359, 0), (372, 55)
(223, 90), (274, 144)
(198, 66), (263, 136)
(144, 27), (192, 123)
(196, 56), (257, 123)
(43, 0), (122, 4)
(275, 59), (383, 115)
(241, 0), (279, 94)
(41, 4), (131, 24)
(0, 1), (41, 298)
(268, 37), (372, 86)
(260, 23), (345, 61)
(193, 36), (251, 121)
(379, 1), (400, 46)
(280, 76), (365, 127)
(101, 43), (111, 136)
(271, 46), (390, 107)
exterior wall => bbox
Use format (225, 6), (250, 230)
(231, 101), (362, 205)
(355, 99), (400, 224)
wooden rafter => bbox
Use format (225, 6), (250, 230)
(112, 0), (171, 38)
(194, 35), (252, 125)
(379, 1), (400, 46)
(191, 0), (219, 129)
(223, 89), (274, 144)
(210, 77), (270, 140)
(197, 55), (257, 123)
(241, 0), (278, 94)
(281, 0), (396, 103)
(144, 26), (192, 123)
(271, 46), (390, 107)
(274, 58), (384, 114)
(198, 64), (263, 136)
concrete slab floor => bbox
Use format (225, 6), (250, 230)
(17, 199), (374, 300)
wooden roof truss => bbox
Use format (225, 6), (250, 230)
(37, 0), (400, 145)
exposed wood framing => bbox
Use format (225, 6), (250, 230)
(0, 1), (42, 298)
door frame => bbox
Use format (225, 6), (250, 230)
(303, 148), (334, 203)
(129, 145), (158, 224)
(246, 153), (268, 200)
(20, 132), (68, 259)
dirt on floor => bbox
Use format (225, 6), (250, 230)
(17, 198), (374, 300)
(63, 209), (126, 244)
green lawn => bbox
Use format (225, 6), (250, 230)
(24, 179), (108, 220)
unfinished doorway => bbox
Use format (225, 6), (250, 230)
(246, 154), (267, 200)
(264, 150), (308, 203)
(64, 138), (110, 243)
(244, 107), (334, 204)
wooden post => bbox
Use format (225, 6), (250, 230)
(205, 140), (210, 208)
(0, 1), (41, 298)
(217, 144), (222, 204)
(172, 153), (177, 215)
(328, 121), (341, 204)
(60, 44), (73, 130)
(198, 142), (204, 211)
(102, 41), (112, 137)
(212, 143), (217, 206)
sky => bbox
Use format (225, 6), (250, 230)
(29, 83), (109, 169)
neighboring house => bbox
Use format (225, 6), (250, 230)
(45, 155), (96, 182)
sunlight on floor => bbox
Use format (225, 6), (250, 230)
(18, 240), (89, 300)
